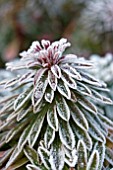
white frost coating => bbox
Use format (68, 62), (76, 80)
(49, 144), (65, 170)
(57, 80), (71, 99)
(47, 106), (59, 131)
(45, 89), (54, 103)
(38, 146), (50, 169)
(26, 164), (41, 170)
(59, 122), (75, 150)
(87, 150), (99, 170)
(56, 97), (70, 121)
(65, 148), (78, 167)
(44, 127), (55, 149)
(77, 139), (87, 163)
(51, 65), (61, 79)
(48, 70), (57, 91)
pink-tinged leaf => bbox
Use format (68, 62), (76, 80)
(19, 71), (35, 84)
(57, 80), (71, 99)
(59, 119), (75, 150)
(34, 68), (47, 85)
(5, 77), (19, 88)
(45, 87), (54, 103)
(61, 71), (77, 89)
(87, 150), (99, 170)
(70, 104), (89, 130)
(48, 71), (57, 91)
(44, 126), (55, 149)
(47, 106), (58, 131)
(32, 75), (48, 108)
(60, 54), (77, 64)
(0, 148), (14, 166)
(56, 97), (70, 121)
(61, 64), (82, 80)
(51, 64), (61, 79)
(41, 39), (50, 49)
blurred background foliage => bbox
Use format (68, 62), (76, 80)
(0, 0), (113, 68)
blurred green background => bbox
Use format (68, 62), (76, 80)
(0, 0), (113, 68)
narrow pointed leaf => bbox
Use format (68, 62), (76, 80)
(98, 113), (113, 130)
(14, 88), (32, 111)
(87, 150), (99, 170)
(94, 143), (105, 170)
(49, 138), (65, 170)
(28, 111), (45, 147)
(59, 119), (75, 150)
(61, 71), (77, 89)
(38, 146), (50, 169)
(44, 126), (55, 149)
(56, 97), (70, 121)
(72, 123), (92, 150)
(47, 106), (58, 131)
(48, 70), (57, 91)
(24, 145), (39, 165)
(77, 140), (87, 170)
(51, 64), (61, 78)
(45, 87), (54, 103)
(70, 104), (89, 130)
(57, 79), (71, 99)
(0, 148), (14, 166)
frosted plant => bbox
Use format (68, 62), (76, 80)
(0, 38), (113, 169)
(81, 0), (113, 35)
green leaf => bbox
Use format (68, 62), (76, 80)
(14, 88), (32, 111)
(26, 164), (47, 170)
(44, 125), (55, 149)
(17, 106), (32, 121)
(61, 71), (77, 89)
(45, 86), (54, 103)
(70, 104), (89, 130)
(98, 113), (113, 130)
(47, 106), (58, 131)
(18, 124), (32, 150)
(32, 74), (48, 107)
(94, 143), (105, 170)
(8, 157), (28, 170)
(38, 146), (50, 169)
(56, 96), (70, 121)
(5, 146), (23, 169)
(77, 94), (97, 114)
(87, 150), (99, 170)
(72, 122), (92, 150)
(28, 111), (46, 147)
(57, 79), (71, 99)
(24, 145), (39, 165)
(59, 119), (75, 150)
(77, 140), (87, 170)
(49, 137), (65, 170)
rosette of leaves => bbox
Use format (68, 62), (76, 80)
(0, 38), (113, 170)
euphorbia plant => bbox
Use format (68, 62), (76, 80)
(0, 38), (113, 170)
